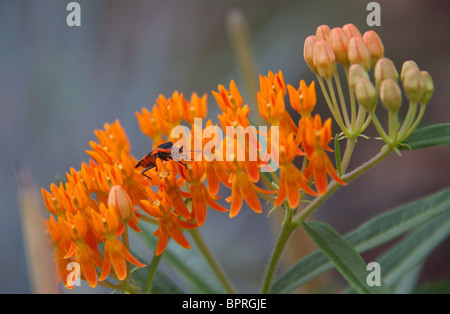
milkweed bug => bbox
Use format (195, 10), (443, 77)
(135, 141), (187, 180)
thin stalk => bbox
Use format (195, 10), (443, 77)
(294, 144), (393, 223)
(317, 76), (348, 135)
(137, 214), (159, 225)
(189, 228), (236, 294)
(388, 110), (399, 144)
(370, 112), (391, 144)
(340, 137), (357, 173)
(270, 171), (280, 186)
(334, 71), (351, 127)
(327, 79), (349, 129)
(355, 107), (367, 132)
(401, 103), (426, 140)
(398, 101), (418, 139)
(261, 172), (277, 191)
(122, 225), (130, 274)
(360, 115), (373, 133)
(261, 205), (297, 294)
(145, 253), (163, 294)
(345, 67), (357, 130)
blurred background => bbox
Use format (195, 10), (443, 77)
(0, 0), (449, 293)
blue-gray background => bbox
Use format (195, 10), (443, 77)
(0, 0), (449, 293)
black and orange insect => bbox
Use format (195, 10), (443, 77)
(135, 141), (187, 180)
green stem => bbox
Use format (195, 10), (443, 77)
(340, 137), (357, 173)
(294, 144), (393, 223)
(345, 67), (357, 131)
(327, 79), (349, 129)
(122, 225), (130, 274)
(189, 228), (236, 294)
(334, 72), (351, 127)
(403, 104), (426, 139)
(317, 76), (349, 135)
(145, 253), (163, 294)
(261, 205), (297, 294)
(370, 111), (391, 144)
(397, 101), (418, 140)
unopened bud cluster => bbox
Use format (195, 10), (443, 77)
(304, 23), (434, 146)
(304, 23), (384, 79)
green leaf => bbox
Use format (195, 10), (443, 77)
(301, 220), (391, 294)
(347, 211), (450, 294)
(271, 187), (450, 293)
(130, 265), (186, 294)
(137, 224), (226, 294)
(414, 280), (450, 294)
(400, 123), (450, 150)
(379, 211), (450, 286)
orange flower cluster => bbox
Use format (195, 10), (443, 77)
(41, 121), (147, 288)
(42, 70), (346, 289)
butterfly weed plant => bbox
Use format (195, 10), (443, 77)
(39, 23), (450, 294)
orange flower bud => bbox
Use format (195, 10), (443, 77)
(316, 24), (331, 41)
(363, 30), (384, 66)
(374, 58), (399, 84)
(328, 27), (350, 65)
(348, 37), (371, 71)
(380, 79), (402, 112)
(313, 40), (336, 80)
(342, 23), (362, 39)
(108, 185), (134, 222)
(304, 35), (318, 74)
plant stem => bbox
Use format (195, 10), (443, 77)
(345, 66), (357, 130)
(294, 144), (393, 223)
(317, 76), (348, 135)
(334, 71), (351, 127)
(145, 253), (162, 294)
(340, 137), (357, 173)
(122, 225), (130, 274)
(261, 205), (297, 294)
(189, 228), (236, 294)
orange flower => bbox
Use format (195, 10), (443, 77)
(288, 80), (318, 149)
(183, 92), (208, 125)
(141, 193), (198, 256)
(212, 80), (243, 112)
(91, 204), (145, 281)
(222, 146), (274, 217)
(42, 120), (150, 287)
(145, 159), (192, 220)
(257, 71), (286, 125)
(303, 115), (346, 194)
(288, 80), (317, 117)
(60, 211), (102, 288)
(258, 71), (297, 133)
(180, 161), (228, 225)
(274, 132), (317, 209)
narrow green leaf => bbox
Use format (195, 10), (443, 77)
(301, 220), (391, 294)
(271, 187), (450, 293)
(414, 280), (450, 294)
(138, 224), (225, 294)
(379, 211), (450, 286)
(130, 265), (185, 294)
(347, 211), (450, 294)
(400, 123), (450, 150)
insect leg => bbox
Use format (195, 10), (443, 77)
(142, 165), (156, 180)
